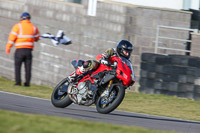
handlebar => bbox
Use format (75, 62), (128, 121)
(105, 61), (117, 69)
(110, 61), (117, 69)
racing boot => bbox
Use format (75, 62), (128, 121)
(68, 60), (95, 82)
(67, 66), (85, 82)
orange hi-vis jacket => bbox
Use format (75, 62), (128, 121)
(6, 20), (40, 50)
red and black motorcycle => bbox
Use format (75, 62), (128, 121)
(51, 56), (135, 114)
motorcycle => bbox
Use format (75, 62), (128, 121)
(51, 56), (135, 114)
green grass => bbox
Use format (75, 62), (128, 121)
(120, 93), (200, 121)
(0, 76), (200, 122)
(0, 109), (181, 133)
(0, 77), (52, 99)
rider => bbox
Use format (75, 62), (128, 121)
(68, 40), (134, 83)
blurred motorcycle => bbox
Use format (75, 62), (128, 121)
(51, 56), (135, 114)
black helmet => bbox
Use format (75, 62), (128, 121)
(20, 12), (31, 20)
(117, 40), (133, 59)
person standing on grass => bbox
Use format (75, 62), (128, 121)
(6, 12), (40, 87)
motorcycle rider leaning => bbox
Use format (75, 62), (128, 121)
(68, 40), (134, 82)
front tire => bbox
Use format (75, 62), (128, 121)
(96, 85), (125, 114)
(51, 78), (73, 108)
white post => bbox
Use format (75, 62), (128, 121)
(191, 0), (200, 10)
(87, 0), (97, 16)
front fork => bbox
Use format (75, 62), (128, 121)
(108, 80), (113, 88)
(101, 80), (113, 97)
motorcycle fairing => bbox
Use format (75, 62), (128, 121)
(109, 56), (133, 86)
(73, 56), (135, 87)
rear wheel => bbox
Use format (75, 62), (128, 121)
(51, 78), (73, 108)
(96, 85), (125, 114)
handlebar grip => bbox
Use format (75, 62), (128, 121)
(111, 61), (117, 68)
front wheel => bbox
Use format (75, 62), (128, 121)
(51, 78), (73, 108)
(96, 85), (125, 114)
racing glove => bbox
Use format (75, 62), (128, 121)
(100, 59), (109, 65)
(99, 58), (110, 66)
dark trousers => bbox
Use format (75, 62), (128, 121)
(14, 48), (32, 85)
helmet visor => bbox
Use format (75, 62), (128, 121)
(123, 50), (129, 56)
(122, 49), (132, 58)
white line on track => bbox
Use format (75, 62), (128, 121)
(0, 90), (50, 101)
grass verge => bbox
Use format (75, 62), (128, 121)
(0, 109), (181, 133)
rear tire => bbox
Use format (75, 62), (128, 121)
(96, 85), (125, 114)
(51, 78), (73, 108)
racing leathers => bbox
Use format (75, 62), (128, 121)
(68, 48), (124, 82)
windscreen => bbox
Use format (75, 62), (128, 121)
(120, 57), (136, 81)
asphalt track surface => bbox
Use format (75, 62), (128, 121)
(0, 91), (200, 133)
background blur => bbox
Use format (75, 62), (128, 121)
(1, 0), (200, 92)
